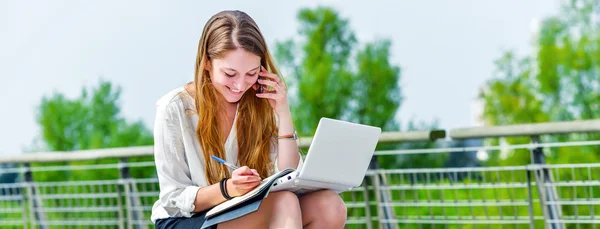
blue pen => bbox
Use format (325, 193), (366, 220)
(211, 155), (261, 178)
(211, 155), (240, 170)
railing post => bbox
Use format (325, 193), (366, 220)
(372, 171), (384, 228)
(116, 179), (126, 229)
(368, 158), (398, 229)
(530, 135), (564, 229)
(526, 168), (535, 229)
(362, 175), (373, 229)
(23, 163), (47, 229)
(21, 184), (28, 229)
(119, 158), (146, 229)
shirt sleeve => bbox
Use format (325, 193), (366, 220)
(153, 102), (200, 217)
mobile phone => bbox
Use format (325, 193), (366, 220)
(256, 77), (265, 93)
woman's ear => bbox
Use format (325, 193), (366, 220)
(204, 60), (212, 71)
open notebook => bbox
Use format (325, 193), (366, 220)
(205, 168), (296, 218)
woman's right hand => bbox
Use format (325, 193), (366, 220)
(226, 166), (261, 197)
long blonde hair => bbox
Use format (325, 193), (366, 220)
(194, 10), (280, 185)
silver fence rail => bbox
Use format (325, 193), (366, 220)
(0, 119), (599, 229)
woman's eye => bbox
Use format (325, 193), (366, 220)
(248, 72), (258, 77)
(224, 72), (235, 77)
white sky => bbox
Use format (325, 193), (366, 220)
(0, 0), (560, 155)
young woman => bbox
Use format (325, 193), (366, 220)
(151, 10), (347, 229)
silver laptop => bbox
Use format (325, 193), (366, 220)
(270, 117), (381, 194)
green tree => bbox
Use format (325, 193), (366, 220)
(480, 0), (600, 166)
(38, 80), (153, 151)
(34, 80), (154, 181)
(275, 7), (402, 135)
(275, 7), (443, 169)
(275, 7), (359, 136)
(480, 2), (600, 227)
(28, 80), (155, 225)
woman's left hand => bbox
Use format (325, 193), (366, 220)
(254, 66), (291, 116)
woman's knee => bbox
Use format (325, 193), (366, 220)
(304, 190), (347, 226)
(269, 191), (301, 214)
(321, 191), (347, 225)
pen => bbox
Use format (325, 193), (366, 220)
(211, 155), (261, 179)
(211, 155), (240, 170)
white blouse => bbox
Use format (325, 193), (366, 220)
(150, 86), (303, 223)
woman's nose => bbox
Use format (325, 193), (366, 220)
(233, 80), (244, 89)
(235, 77), (252, 89)
(233, 82), (243, 90)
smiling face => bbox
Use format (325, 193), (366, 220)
(208, 48), (261, 104)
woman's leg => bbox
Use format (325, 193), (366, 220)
(217, 191), (303, 229)
(300, 190), (347, 229)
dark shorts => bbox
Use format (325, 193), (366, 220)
(155, 210), (217, 229)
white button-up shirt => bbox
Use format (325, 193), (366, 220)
(150, 86), (303, 223)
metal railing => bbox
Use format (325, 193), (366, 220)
(0, 119), (599, 229)
(359, 142), (600, 229)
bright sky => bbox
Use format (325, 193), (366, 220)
(0, 0), (560, 155)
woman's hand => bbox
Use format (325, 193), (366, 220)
(255, 66), (291, 117)
(226, 166), (261, 197)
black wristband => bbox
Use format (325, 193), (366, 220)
(219, 178), (233, 200)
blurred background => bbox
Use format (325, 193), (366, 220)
(1, 0), (599, 228)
